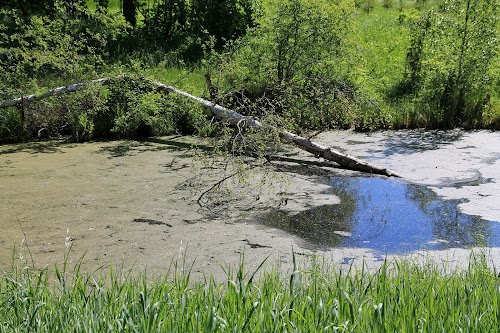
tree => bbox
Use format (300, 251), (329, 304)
(0, 0), (55, 17)
(190, 0), (256, 50)
(122, 0), (137, 27)
(97, 0), (109, 12)
(64, 0), (87, 18)
(403, 0), (499, 127)
(142, 0), (188, 51)
(219, 0), (355, 88)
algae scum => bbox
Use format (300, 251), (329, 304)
(256, 130), (500, 254)
(257, 176), (500, 253)
(1, 130), (499, 273)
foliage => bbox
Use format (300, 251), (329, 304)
(122, 0), (137, 26)
(360, 0), (376, 13)
(382, 0), (393, 9)
(140, 0), (257, 61)
(141, 0), (190, 56)
(1, 253), (499, 332)
(254, 0), (354, 85)
(1, 0), (500, 142)
(0, 76), (212, 143)
(398, 0), (499, 128)
(0, 0), (56, 17)
(190, 0), (256, 51)
(103, 77), (209, 138)
(0, 3), (128, 98)
(0, 107), (23, 143)
(206, 0), (379, 131)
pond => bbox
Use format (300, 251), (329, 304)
(257, 177), (500, 253)
(1, 130), (499, 276)
(252, 129), (500, 254)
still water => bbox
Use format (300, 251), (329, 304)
(256, 130), (500, 254)
(1, 130), (499, 272)
(257, 177), (500, 253)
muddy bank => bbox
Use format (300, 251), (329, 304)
(1, 131), (499, 279)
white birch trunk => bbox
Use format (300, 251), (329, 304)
(1, 76), (402, 177)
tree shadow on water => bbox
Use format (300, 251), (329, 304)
(0, 136), (215, 158)
(0, 140), (71, 155)
(257, 204), (356, 251)
(380, 129), (464, 156)
(254, 176), (500, 254)
(96, 136), (204, 158)
(96, 141), (145, 158)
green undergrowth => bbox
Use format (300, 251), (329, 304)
(1, 252), (499, 332)
(1, 0), (499, 144)
(0, 73), (209, 143)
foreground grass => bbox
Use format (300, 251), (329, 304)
(1, 254), (499, 332)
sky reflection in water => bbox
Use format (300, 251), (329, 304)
(257, 177), (500, 254)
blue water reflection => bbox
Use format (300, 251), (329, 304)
(256, 177), (500, 254)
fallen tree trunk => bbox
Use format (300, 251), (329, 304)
(149, 79), (401, 177)
(0, 77), (115, 108)
(0, 75), (401, 177)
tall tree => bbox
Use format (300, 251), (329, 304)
(403, 0), (499, 127)
(123, 0), (137, 27)
(143, 0), (188, 49)
(190, 0), (255, 50)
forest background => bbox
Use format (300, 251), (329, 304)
(0, 0), (499, 143)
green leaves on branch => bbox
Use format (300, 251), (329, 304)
(0, 4), (128, 98)
(400, 0), (499, 128)
(244, 0), (354, 86)
(207, 0), (383, 131)
(140, 0), (257, 61)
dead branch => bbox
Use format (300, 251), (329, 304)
(0, 77), (118, 108)
(148, 78), (402, 177)
(1, 75), (402, 177)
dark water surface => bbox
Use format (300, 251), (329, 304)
(257, 176), (500, 254)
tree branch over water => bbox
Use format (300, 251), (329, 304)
(0, 75), (402, 178)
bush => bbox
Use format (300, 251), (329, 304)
(383, 0), (393, 9)
(140, 0), (257, 62)
(0, 4), (128, 96)
(98, 77), (211, 139)
(397, 0), (499, 128)
(0, 107), (23, 143)
(208, 0), (389, 131)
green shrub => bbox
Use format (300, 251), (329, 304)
(99, 77), (211, 138)
(0, 4), (128, 95)
(68, 87), (107, 142)
(383, 0), (393, 9)
(0, 107), (23, 143)
(140, 0), (257, 62)
(207, 0), (373, 131)
(397, 0), (499, 128)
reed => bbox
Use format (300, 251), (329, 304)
(1, 252), (498, 332)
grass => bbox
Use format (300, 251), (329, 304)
(1, 252), (499, 332)
(351, 3), (410, 97)
(136, 66), (207, 97)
